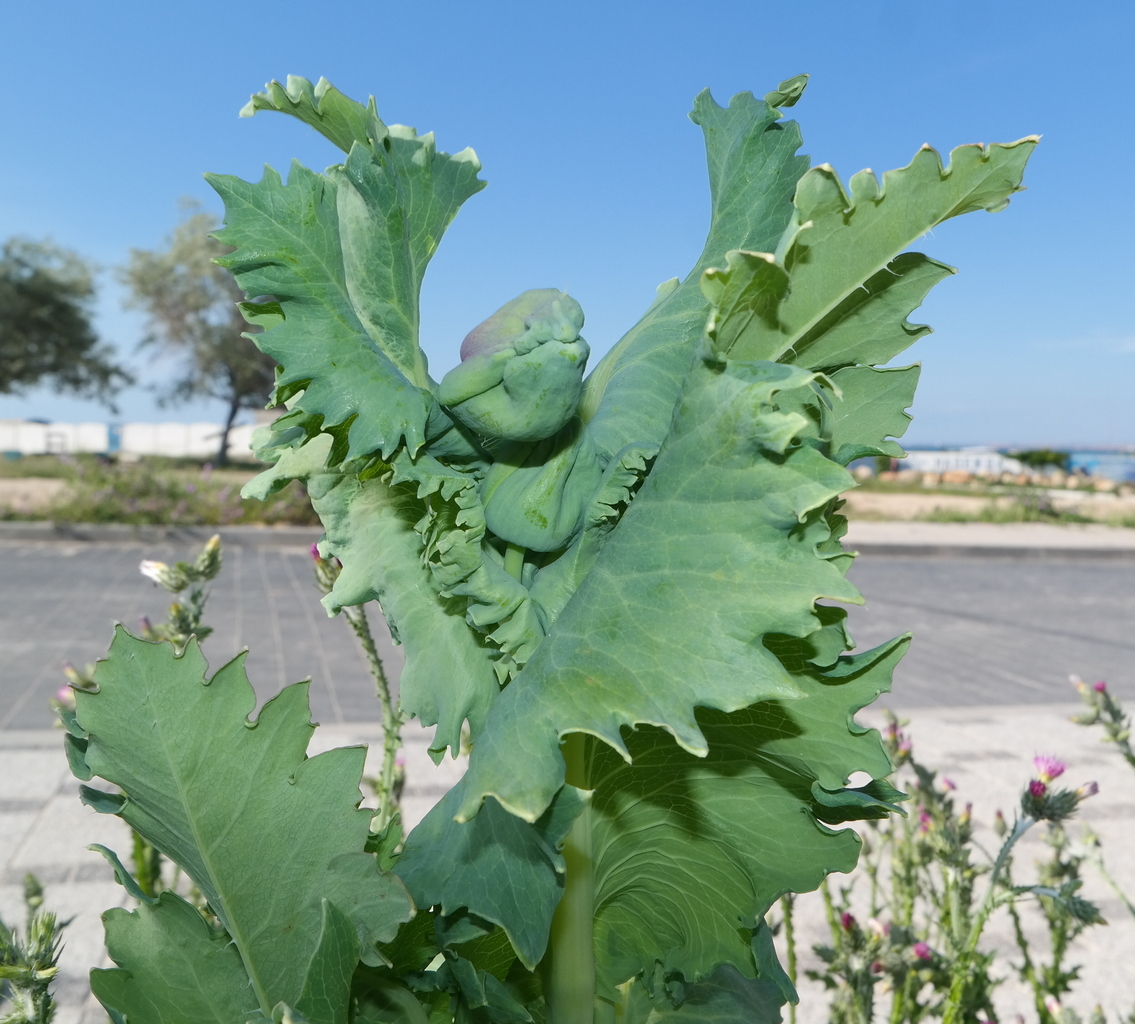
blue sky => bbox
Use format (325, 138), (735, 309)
(1, 0), (1132, 447)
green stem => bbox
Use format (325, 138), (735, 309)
(1008, 899), (1047, 1021)
(344, 604), (403, 830)
(941, 816), (1034, 1024)
(781, 894), (797, 1024)
(1091, 847), (1135, 922)
(504, 542), (526, 583)
(546, 733), (595, 1024)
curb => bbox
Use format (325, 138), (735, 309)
(0, 521), (323, 547)
(851, 542), (1135, 559)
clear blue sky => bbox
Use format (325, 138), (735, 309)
(1, 0), (1132, 447)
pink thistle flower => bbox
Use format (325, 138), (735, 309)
(918, 807), (932, 833)
(840, 912), (855, 931)
(1029, 780), (1047, 798)
(1094, 680), (1107, 693)
(898, 737), (912, 754)
(912, 941), (932, 961)
(1033, 754), (1066, 784)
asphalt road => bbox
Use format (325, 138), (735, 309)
(2, 540), (1132, 730)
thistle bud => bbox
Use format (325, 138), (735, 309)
(192, 534), (223, 581)
(993, 809), (1007, 836)
(139, 559), (190, 592)
(1075, 781), (1099, 800)
(912, 941), (932, 961)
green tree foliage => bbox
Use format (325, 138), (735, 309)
(120, 208), (277, 464)
(71, 74), (1036, 1024)
(0, 237), (130, 405)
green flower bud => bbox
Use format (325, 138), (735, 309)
(438, 289), (589, 442)
(482, 419), (603, 552)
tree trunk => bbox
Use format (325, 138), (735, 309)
(217, 396), (240, 467)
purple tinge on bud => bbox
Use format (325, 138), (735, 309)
(840, 912), (855, 931)
(912, 941), (932, 961)
(1076, 781), (1099, 799)
(459, 288), (572, 361)
(310, 542), (321, 561)
(55, 684), (73, 704)
(1033, 754), (1066, 784)
(1029, 779), (1047, 798)
(870, 961), (884, 974)
(867, 917), (889, 938)
(918, 807), (932, 833)
(1094, 680), (1108, 693)
(942, 777), (957, 791)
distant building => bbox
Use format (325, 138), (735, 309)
(902, 448), (1024, 476)
(0, 419), (258, 461)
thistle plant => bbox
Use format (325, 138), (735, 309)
(798, 717), (1106, 1024)
(137, 532), (222, 649)
(0, 876), (62, 1024)
(1072, 676), (1135, 773)
(65, 74), (1038, 1023)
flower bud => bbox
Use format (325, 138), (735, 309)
(1075, 781), (1099, 800)
(1029, 779), (1047, 798)
(139, 559), (189, 592)
(439, 290), (589, 442)
(993, 809), (1007, 836)
(1094, 680), (1107, 693)
(840, 912), (855, 931)
(912, 941), (932, 961)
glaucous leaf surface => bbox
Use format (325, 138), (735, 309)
(67, 628), (413, 1017)
(456, 351), (860, 823)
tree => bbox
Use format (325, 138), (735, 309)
(0, 238), (131, 405)
(120, 208), (277, 465)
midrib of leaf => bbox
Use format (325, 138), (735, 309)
(152, 705), (274, 1016)
(388, 154), (427, 389)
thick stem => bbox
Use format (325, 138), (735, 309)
(547, 733), (595, 1024)
(344, 604), (403, 830)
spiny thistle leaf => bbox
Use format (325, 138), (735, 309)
(68, 628), (413, 1017)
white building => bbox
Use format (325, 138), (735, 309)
(0, 419), (258, 461)
(903, 447), (1024, 476)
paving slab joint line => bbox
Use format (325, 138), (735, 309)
(0, 521), (324, 547)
